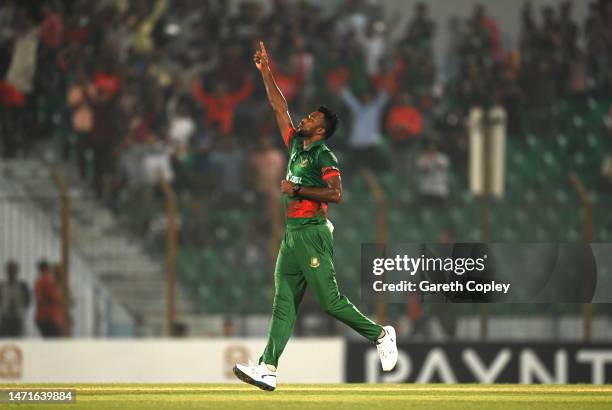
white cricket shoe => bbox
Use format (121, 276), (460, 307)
(376, 325), (398, 371)
(233, 361), (277, 391)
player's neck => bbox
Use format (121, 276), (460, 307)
(303, 135), (323, 148)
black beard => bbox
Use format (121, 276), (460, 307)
(295, 128), (308, 138)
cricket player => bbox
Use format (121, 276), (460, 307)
(233, 42), (397, 391)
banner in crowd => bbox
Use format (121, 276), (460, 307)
(0, 339), (344, 383)
(346, 342), (612, 384)
(2, 340), (610, 384)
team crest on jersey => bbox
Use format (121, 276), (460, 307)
(299, 158), (310, 168)
(309, 257), (320, 268)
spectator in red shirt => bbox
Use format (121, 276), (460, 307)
(268, 56), (305, 103)
(192, 76), (254, 135)
(34, 260), (63, 338)
(385, 91), (423, 176)
(93, 71), (120, 99)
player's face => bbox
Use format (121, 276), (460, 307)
(296, 111), (324, 138)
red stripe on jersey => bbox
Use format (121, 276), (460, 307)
(283, 128), (295, 149)
(322, 171), (340, 180)
(287, 199), (328, 218)
(321, 166), (341, 181)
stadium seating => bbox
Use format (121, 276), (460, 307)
(170, 98), (611, 314)
(40, 92), (604, 317)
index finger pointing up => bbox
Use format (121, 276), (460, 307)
(259, 41), (267, 55)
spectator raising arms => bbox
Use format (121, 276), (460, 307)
(192, 75), (254, 136)
(339, 84), (389, 171)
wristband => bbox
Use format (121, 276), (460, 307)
(292, 183), (302, 196)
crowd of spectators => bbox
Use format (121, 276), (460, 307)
(0, 259), (65, 338)
(1, 0), (611, 243)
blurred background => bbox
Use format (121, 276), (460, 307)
(0, 0), (611, 357)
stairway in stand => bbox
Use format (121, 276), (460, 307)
(1, 158), (196, 336)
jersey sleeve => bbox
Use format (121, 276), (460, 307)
(318, 150), (341, 181)
(283, 127), (295, 150)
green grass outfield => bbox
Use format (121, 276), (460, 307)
(1, 384), (611, 409)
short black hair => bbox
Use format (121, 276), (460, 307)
(6, 260), (18, 275)
(317, 106), (338, 139)
(38, 259), (49, 273)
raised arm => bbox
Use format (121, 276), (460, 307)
(339, 87), (361, 112)
(191, 79), (214, 107)
(254, 41), (294, 146)
(227, 75), (255, 106)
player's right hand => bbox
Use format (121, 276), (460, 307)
(253, 41), (269, 72)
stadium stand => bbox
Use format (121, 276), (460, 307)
(1, 0), (611, 337)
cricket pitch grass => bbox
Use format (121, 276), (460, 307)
(1, 384), (611, 409)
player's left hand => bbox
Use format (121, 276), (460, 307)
(280, 180), (294, 196)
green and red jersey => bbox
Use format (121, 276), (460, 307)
(283, 128), (340, 226)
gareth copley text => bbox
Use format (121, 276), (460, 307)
(372, 280), (511, 294)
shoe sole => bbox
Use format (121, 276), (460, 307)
(232, 365), (276, 392)
(383, 326), (398, 371)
